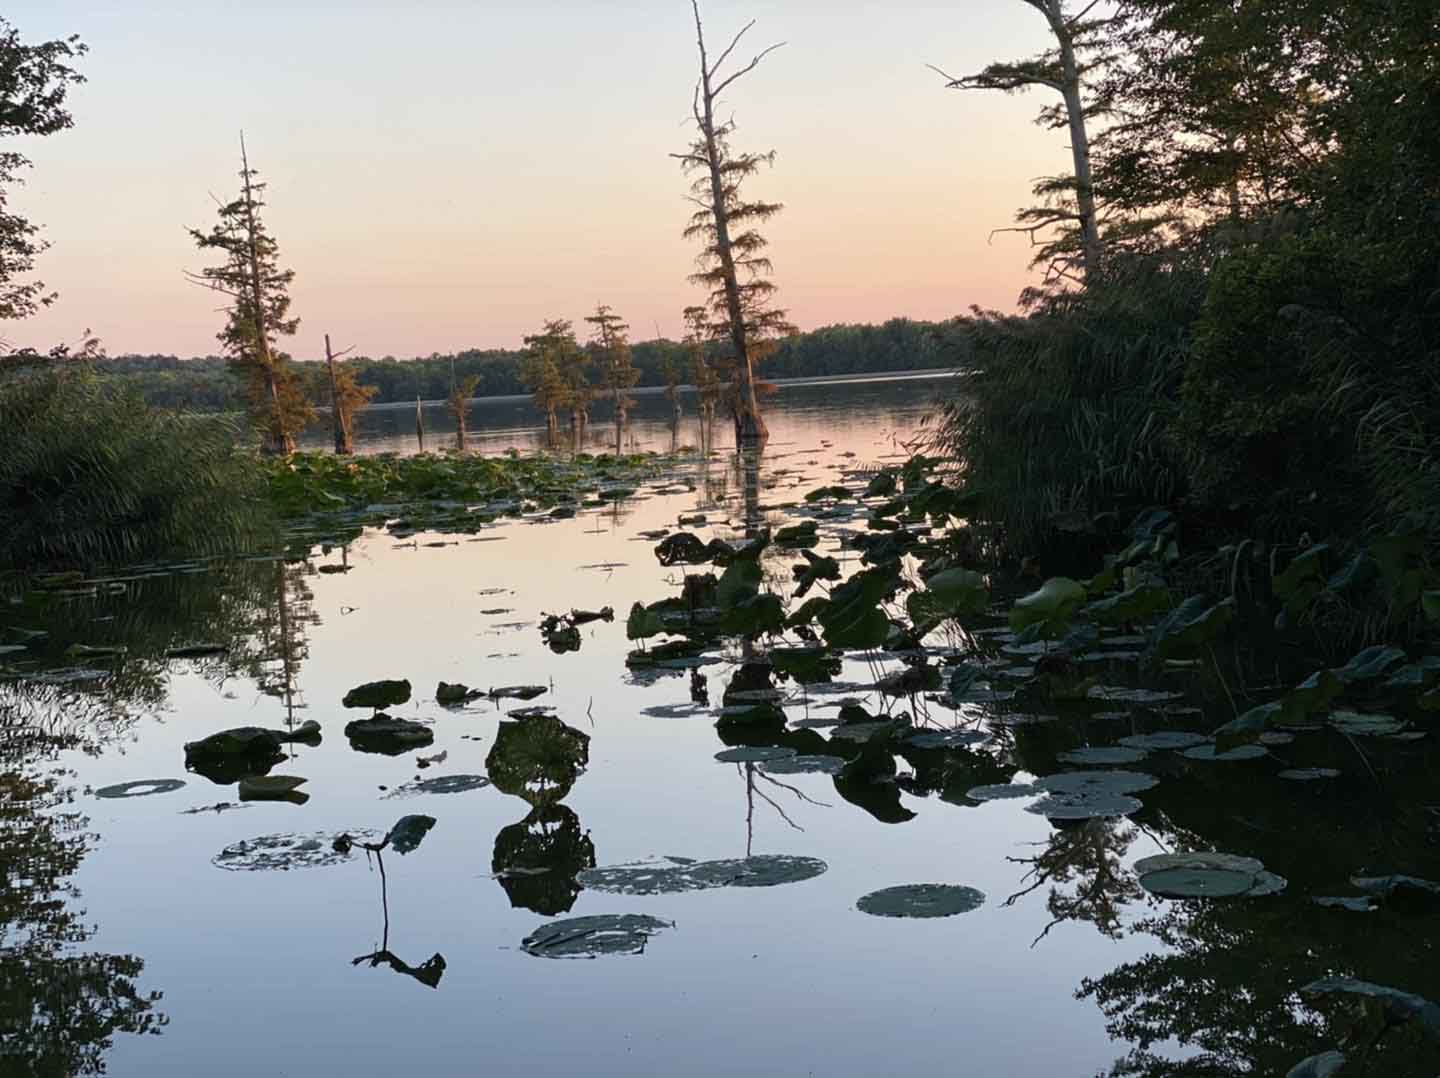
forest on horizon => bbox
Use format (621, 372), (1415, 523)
(89, 316), (967, 411)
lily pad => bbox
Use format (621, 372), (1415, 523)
(1035, 771), (1159, 796)
(94, 778), (186, 800)
(1087, 686), (1185, 706)
(490, 685), (548, 702)
(1136, 852), (1265, 875)
(1278, 768), (1341, 781)
(521, 914), (674, 959)
(902, 729), (990, 751)
(1139, 866), (1259, 898)
(345, 716), (435, 755)
(213, 829), (381, 871)
(1027, 793), (1143, 819)
(714, 746), (797, 764)
(1117, 731), (1211, 751)
(966, 783), (1039, 802)
(238, 775), (308, 802)
(1329, 711), (1406, 737)
(1301, 977), (1440, 1038)
(577, 854), (828, 895)
(856, 884), (986, 918)
(758, 754), (847, 776)
(387, 774), (492, 797)
(1058, 746), (1150, 766)
(343, 679), (412, 709)
(1182, 744), (1269, 761)
(383, 814), (435, 854)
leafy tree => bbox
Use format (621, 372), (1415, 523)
(585, 304), (638, 455)
(319, 334), (375, 455)
(0, 19), (85, 325)
(934, 0), (1110, 292)
(521, 320), (584, 447)
(674, 1), (795, 449)
(446, 373), (481, 452)
(187, 135), (312, 454)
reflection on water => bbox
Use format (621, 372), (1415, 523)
(3, 375), (1440, 1076)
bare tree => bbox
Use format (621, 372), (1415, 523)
(322, 334), (375, 455)
(673, 1), (794, 450)
(933, 0), (1109, 286)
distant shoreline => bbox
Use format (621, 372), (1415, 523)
(361, 367), (965, 412)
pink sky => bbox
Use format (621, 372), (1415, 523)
(8, 1), (1073, 358)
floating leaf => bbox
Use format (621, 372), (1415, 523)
(436, 681), (479, 706)
(856, 884), (985, 918)
(1278, 768), (1341, 781)
(1058, 746), (1149, 766)
(903, 729), (989, 750)
(1182, 744), (1268, 761)
(383, 814), (436, 854)
(238, 775), (308, 802)
(1329, 710), (1406, 737)
(759, 754), (847, 775)
(342, 679), (412, 710)
(213, 830), (381, 871)
(1084, 580), (1171, 626)
(1035, 771), (1158, 796)
(1086, 686), (1185, 706)
(386, 775), (491, 797)
(345, 716), (435, 755)
(1027, 793), (1143, 819)
(1301, 978), (1440, 1039)
(1214, 702), (1283, 752)
(714, 746), (796, 764)
(521, 915), (674, 959)
(1118, 732), (1210, 751)
(577, 854), (827, 895)
(94, 779), (186, 800)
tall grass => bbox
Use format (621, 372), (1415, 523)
(934, 251), (1207, 558)
(0, 363), (275, 571)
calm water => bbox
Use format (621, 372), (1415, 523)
(5, 375), (1438, 1077)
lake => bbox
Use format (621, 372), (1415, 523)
(4, 372), (1437, 1077)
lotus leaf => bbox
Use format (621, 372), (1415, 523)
(578, 854), (828, 895)
(521, 914), (674, 959)
(1058, 746), (1149, 766)
(213, 829), (382, 871)
(714, 746), (796, 764)
(1331, 645), (1406, 686)
(384, 814), (436, 854)
(1149, 596), (1236, 660)
(1027, 793), (1143, 819)
(759, 754), (847, 775)
(94, 779), (186, 799)
(343, 679), (413, 710)
(1009, 577), (1086, 633)
(1118, 732), (1211, 751)
(856, 884), (985, 918)
(1182, 744), (1268, 761)
(1278, 768), (1341, 781)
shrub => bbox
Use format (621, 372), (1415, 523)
(0, 362), (274, 570)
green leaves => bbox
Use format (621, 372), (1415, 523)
(1009, 577), (1086, 634)
(1149, 596), (1235, 660)
(383, 815), (436, 855)
(906, 568), (988, 629)
(817, 566), (899, 649)
(1083, 578), (1171, 626)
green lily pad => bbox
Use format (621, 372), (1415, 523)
(1278, 768), (1341, 781)
(1118, 732), (1211, 751)
(238, 775), (308, 801)
(1088, 686), (1185, 706)
(213, 829), (382, 871)
(759, 754), (847, 776)
(521, 914), (675, 959)
(1035, 771), (1159, 796)
(577, 854), (828, 895)
(384, 814), (436, 854)
(1140, 866), (1260, 897)
(1027, 793), (1143, 819)
(94, 779), (186, 800)
(343, 679), (413, 709)
(1329, 711), (1406, 736)
(714, 746), (797, 764)
(966, 783), (1039, 802)
(1182, 744), (1269, 761)
(856, 884), (986, 918)
(1058, 746), (1150, 766)
(903, 729), (990, 750)
(386, 774), (492, 797)
(1010, 577), (1086, 633)
(1301, 977), (1440, 1038)
(1136, 852), (1265, 876)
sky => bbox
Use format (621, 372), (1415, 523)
(7, 1), (1071, 358)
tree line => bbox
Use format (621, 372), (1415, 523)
(87, 317), (963, 413)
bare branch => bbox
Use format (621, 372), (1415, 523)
(711, 42), (786, 101)
(710, 19), (756, 78)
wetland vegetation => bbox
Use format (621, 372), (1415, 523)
(2, 1), (1439, 1076)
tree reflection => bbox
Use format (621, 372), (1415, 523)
(0, 767), (166, 1075)
(1005, 818), (1142, 945)
(491, 805), (596, 915)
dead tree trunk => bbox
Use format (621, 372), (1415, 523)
(325, 333), (351, 455)
(239, 134), (291, 456)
